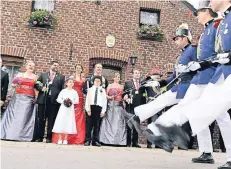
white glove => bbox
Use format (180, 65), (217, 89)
(144, 81), (160, 87)
(176, 64), (190, 73)
(188, 61), (201, 71)
(217, 53), (230, 59)
(212, 58), (230, 64)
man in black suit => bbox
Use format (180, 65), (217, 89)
(83, 63), (108, 94)
(123, 70), (146, 148)
(0, 57), (9, 112)
(34, 60), (65, 143)
(82, 63), (108, 145)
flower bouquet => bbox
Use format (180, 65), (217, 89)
(12, 77), (20, 85)
(29, 10), (56, 27)
(63, 98), (72, 108)
(138, 24), (164, 41)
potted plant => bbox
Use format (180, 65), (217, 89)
(138, 24), (164, 41)
(29, 10), (56, 28)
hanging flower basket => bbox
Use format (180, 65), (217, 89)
(29, 10), (56, 28)
(138, 25), (164, 41)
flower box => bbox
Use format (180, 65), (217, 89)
(29, 10), (56, 28)
(138, 25), (164, 41)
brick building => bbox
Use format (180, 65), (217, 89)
(1, 1), (223, 149)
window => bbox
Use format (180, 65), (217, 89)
(1, 55), (23, 90)
(32, 0), (55, 12)
(2, 66), (20, 86)
(139, 8), (160, 26)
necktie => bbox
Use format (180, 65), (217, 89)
(136, 80), (139, 91)
(94, 87), (98, 105)
(50, 72), (55, 81)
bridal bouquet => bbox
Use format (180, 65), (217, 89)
(63, 98), (72, 108)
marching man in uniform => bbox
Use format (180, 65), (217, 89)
(128, 23), (197, 151)
(150, 1), (231, 168)
(146, 0), (219, 163)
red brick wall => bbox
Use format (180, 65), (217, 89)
(1, 1), (203, 79)
(2, 1), (225, 149)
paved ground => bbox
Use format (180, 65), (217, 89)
(1, 141), (226, 169)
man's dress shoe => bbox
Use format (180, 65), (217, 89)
(84, 141), (91, 146)
(92, 142), (101, 147)
(192, 152), (215, 164)
(132, 144), (141, 148)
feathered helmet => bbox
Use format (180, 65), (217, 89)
(194, 0), (217, 17)
(173, 23), (192, 43)
(64, 98), (72, 107)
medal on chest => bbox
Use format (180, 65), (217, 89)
(224, 23), (228, 34)
(207, 28), (210, 35)
(135, 91), (139, 94)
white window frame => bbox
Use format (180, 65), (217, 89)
(139, 8), (160, 26)
(33, 0), (55, 12)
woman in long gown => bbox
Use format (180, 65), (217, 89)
(1, 61), (37, 141)
(52, 64), (86, 144)
(99, 73), (127, 146)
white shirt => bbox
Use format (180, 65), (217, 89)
(85, 85), (107, 113)
(133, 78), (140, 90)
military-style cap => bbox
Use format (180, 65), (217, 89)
(194, 0), (217, 17)
(173, 23), (192, 43)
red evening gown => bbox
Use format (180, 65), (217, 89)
(52, 79), (86, 144)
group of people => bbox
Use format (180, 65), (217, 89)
(1, 0), (231, 168)
(0, 58), (160, 148)
(126, 0), (231, 169)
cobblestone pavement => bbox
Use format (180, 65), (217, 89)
(1, 141), (226, 169)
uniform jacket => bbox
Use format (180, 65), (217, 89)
(191, 19), (218, 85)
(210, 6), (231, 83)
(164, 44), (197, 99)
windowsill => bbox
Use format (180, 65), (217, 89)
(137, 33), (164, 42)
(27, 23), (54, 30)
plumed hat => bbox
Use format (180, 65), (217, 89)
(173, 23), (192, 43)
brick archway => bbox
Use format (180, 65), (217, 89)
(89, 58), (127, 84)
(1, 46), (29, 58)
(87, 49), (131, 62)
(87, 49), (131, 83)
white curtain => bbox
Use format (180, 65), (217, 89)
(140, 11), (159, 25)
(34, 0), (54, 12)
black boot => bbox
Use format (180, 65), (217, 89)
(130, 116), (142, 134)
(142, 129), (174, 153)
(192, 152), (215, 164)
(122, 111), (134, 129)
(156, 124), (190, 150)
(218, 161), (231, 169)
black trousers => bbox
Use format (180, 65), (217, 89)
(36, 96), (60, 140)
(147, 113), (162, 146)
(181, 122), (195, 149)
(127, 125), (138, 146)
(85, 105), (102, 143)
(126, 105), (139, 146)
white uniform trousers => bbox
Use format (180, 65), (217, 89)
(150, 84), (213, 154)
(134, 90), (180, 122)
(183, 74), (231, 135)
(154, 74), (231, 162)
